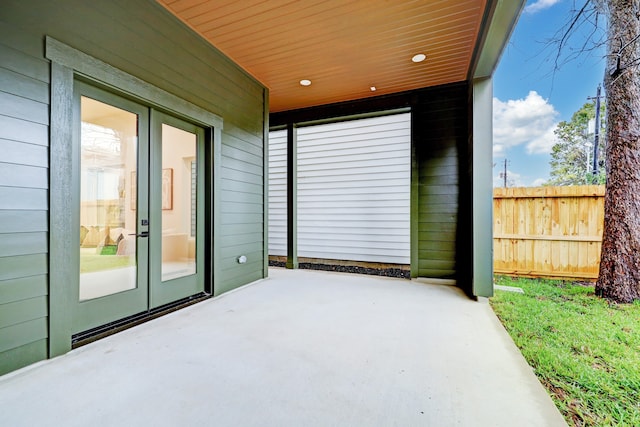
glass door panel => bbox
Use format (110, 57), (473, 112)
(160, 124), (197, 281)
(79, 97), (138, 300)
(73, 82), (149, 334)
(150, 111), (205, 308)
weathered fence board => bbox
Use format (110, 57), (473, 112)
(493, 185), (604, 280)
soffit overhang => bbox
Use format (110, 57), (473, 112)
(158, 0), (524, 113)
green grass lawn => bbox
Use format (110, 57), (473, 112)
(490, 276), (640, 426)
(80, 252), (134, 273)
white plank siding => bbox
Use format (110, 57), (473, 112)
(297, 113), (410, 264)
(268, 130), (287, 256)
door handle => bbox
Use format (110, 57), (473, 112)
(129, 231), (149, 238)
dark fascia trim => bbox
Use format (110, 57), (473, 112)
(470, 0), (526, 79)
(45, 36), (223, 129)
(270, 81), (468, 128)
(467, 0), (499, 81)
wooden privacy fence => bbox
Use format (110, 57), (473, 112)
(493, 185), (605, 280)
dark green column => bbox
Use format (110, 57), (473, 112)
(286, 123), (298, 269)
(410, 112), (419, 278)
(472, 77), (494, 297)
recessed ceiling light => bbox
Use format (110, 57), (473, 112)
(412, 53), (427, 63)
(370, 86), (377, 92)
(300, 79), (312, 86)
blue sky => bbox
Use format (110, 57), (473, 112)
(492, 0), (606, 186)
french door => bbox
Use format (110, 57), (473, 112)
(149, 111), (205, 308)
(72, 82), (205, 334)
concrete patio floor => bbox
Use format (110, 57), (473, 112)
(0, 268), (566, 426)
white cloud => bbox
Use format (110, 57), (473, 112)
(493, 170), (547, 188)
(524, 0), (561, 14)
(525, 124), (559, 154)
(493, 91), (559, 157)
(531, 178), (547, 187)
(493, 169), (525, 188)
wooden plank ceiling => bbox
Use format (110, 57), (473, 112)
(157, 0), (488, 113)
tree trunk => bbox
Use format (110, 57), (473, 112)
(596, 0), (640, 302)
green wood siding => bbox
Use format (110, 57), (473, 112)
(0, 319), (48, 354)
(414, 83), (470, 280)
(0, 276), (48, 305)
(0, 232), (47, 257)
(0, 20), (51, 375)
(0, 211), (48, 233)
(0, 340), (48, 376)
(1, 0), (266, 374)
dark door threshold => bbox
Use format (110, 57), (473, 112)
(72, 292), (210, 348)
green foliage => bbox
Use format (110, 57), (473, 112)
(548, 102), (606, 186)
(491, 276), (640, 426)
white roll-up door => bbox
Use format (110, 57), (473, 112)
(297, 113), (410, 264)
(268, 130), (287, 256)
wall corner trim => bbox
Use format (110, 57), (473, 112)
(49, 61), (75, 357)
